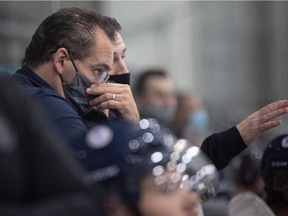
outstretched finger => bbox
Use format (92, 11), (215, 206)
(260, 100), (288, 114)
(260, 107), (288, 123)
(259, 120), (282, 133)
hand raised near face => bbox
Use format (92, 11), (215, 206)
(86, 82), (140, 123)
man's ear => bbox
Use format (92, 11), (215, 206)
(52, 48), (69, 75)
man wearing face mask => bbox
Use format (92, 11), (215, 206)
(134, 69), (177, 127)
(100, 31), (134, 121)
(12, 8), (139, 145)
(173, 94), (211, 147)
(85, 22), (138, 123)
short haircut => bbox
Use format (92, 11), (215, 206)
(23, 7), (121, 67)
(134, 69), (168, 97)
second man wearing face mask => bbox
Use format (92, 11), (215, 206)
(134, 69), (177, 127)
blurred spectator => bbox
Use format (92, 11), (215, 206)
(108, 31), (129, 75)
(173, 93), (211, 147)
(228, 192), (275, 216)
(227, 149), (274, 216)
(133, 67), (288, 172)
(230, 150), (266, 199)
(70, 118), (220, 216)
(261, 134), (288, 216)
(0, 76), (104, 215)
(133, 69), (177, 128)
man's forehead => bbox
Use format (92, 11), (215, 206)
(114, 32), (124, 45)
(147, 76), (172, 87)
(113, 32), (126, 52)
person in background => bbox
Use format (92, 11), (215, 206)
(227, 149), (274, 216)
(261, 134), (288, 216)
(231, 150), (267, 199)
(173, 93), (211, 147)
(77, 10), (139, 124)
(132, 67), (288, 170)
(109, 31), (129, 76)
(70, 118), (219, 216)
(134, 69), (177, 128)
(0, 76), (104, 215)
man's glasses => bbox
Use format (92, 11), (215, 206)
(70, 56), (110, 84)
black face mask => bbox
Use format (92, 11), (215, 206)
(62, 57), (110, 117)
(63, 73), (130, 118)
(108, 73), (130, 85)
(107, 73), (131, 118)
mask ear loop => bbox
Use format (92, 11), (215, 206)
(70, 55), (79, 72)
(69, 55), (93, 86)
(61, 53), (79, 85)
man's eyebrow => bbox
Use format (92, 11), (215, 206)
(113, 48), (126, 56)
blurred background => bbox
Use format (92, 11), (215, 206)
(1, 1), (288, 151)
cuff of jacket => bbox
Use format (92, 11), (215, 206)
(201, 126), (247, 170)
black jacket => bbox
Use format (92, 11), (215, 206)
(201, 126), (246, 170)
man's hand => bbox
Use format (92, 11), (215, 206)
(236, 100), (288, 145)
(86, 82), (140, 123)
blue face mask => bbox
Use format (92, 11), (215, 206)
(187, 109), (209, 130)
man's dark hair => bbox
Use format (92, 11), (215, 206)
(100, 12), (122, 39)
(134, 69), (168, 97)
(23, 7), (121, 67)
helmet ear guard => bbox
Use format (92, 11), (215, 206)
(261, 135), (288, 198)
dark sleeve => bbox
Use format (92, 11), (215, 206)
(201, 126), (247, 170)
(11, 69), (88, 145)
(34, 90), (88, 145)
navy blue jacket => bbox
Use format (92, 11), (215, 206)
(0, 77), (104, 215)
